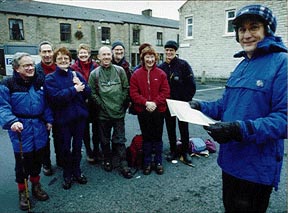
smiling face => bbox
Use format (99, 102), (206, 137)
(39, 44), (54, 65)
(78, 48), (91, 62)
(112, 45), (125, 62)
(55, 52), (71, 70)
(15, 55), (35, 79)
(98, 46), (112, 68)
(164, 48), (177, 62)
(238, 19), (265, 58)
(144, 54), (156, 70)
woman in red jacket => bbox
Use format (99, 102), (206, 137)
(130, 46), (170, 175)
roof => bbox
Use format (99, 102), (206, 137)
(0, 0), (179, 29)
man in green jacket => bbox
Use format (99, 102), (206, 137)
(89, 46), (132, 179)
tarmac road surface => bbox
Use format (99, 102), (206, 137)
(0, 81), (286, 212)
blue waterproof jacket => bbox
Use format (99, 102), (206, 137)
(200, 36), (287, 189)
(44, 67), (91, 125)
(0, 71), (53, 153)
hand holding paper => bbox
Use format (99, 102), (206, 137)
(166, 99), (216, 126)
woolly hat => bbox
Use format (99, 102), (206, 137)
(111, 41), (125, 50)
(233, 4), (277, 42)
(164, 40), (179, 51)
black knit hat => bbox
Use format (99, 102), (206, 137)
(111, 41), (125, 50)
(164, 40), (179, 51)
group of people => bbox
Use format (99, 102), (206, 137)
(0, 4), (286, 213)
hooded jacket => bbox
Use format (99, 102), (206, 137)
(0, 71), (53, 152)
(200, 36), (287, 189)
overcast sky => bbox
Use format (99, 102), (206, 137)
(34, 0), (186, 20)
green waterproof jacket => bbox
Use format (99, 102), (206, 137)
(89, 64), (129, 120)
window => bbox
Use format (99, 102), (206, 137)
(60, 23), (71, 42)
(9, 19), (24, 40)
(133, 29), (140, 45)
(185, 16), (193, 38)
(225, 10), (236, 34)
(158, 53), (164, 64)
(156, 32), (163, 46)
(131, 53), (141, 68)
(101, 27), (110, 44)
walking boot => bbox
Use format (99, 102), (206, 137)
(32, 183), (49, 201)
(180, 152), (193, 166)
(19, 190), (29, 211)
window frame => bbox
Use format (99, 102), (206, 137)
(9, 18), (24, 40)
(60, 23), (71, 42)
(225, 9), (236, 35)
(132, 29), (140, 45)
(185, 16), (193, 39)
(156, 32), (163, 46)
(101, 27), (111, 44)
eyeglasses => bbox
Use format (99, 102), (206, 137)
(56, 56), (70, 61)
(20, 64), (34, 69)
(238, 24), (263, 35)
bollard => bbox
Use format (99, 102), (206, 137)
(201, 70), (206, 84)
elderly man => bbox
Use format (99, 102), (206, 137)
(89, 46), (132, 179)
(0, 52), (52, 210)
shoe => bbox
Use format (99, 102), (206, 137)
(19, 190), (29, 211)
(143, 165), (151, 175)
(103, 160), (113, 172)
(121, 167), (133, 179)
(155, 163), (164, 175)
(73, 175), (88, 184)
(32, 183), (49, 201)
(86, 156), (96, 164)
(179, 153), (193, 166)
(166, 152), (178, 162)
(62, 178), (72, 190)
(43, 165), (53, 176)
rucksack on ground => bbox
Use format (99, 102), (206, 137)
(126, 134), (143, 169)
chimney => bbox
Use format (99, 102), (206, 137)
(142, 9), (152, 17)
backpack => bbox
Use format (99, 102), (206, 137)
(126, 134), (143, 170)
(189, 137), (207, 153)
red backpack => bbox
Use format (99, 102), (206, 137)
(126, 134), (143, 169)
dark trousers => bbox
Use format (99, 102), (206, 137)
(83, 120), (100, 158)
(42, 134), (51, 167)
(165, 108), (189, 154)
(98, 118), (127, 166)
(14, 147), (44, 183)
(59, 119), (86, 180)
(138, 110), (164, 166)
(222, 171), (273, 213)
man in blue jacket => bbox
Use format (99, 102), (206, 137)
(0, 52), (53, 210)
(190, 5), (287, 212)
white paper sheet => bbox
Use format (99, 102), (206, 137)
(166, 99), (216, 126)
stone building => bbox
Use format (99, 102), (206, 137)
(178, 0), (287, 79)
(0, 0), (179, 75)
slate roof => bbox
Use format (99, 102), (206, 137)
(0, 0), (179, 29)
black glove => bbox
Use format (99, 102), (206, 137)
(203, 122), (242, 144)
(189, 100), (201, 111)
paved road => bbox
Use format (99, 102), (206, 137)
(0, 81), (286, 212)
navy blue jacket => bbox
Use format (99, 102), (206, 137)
(44, 67), (91, 125)
(159, 57), (196, 101)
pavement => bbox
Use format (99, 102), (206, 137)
(0, 81), (286, 212)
